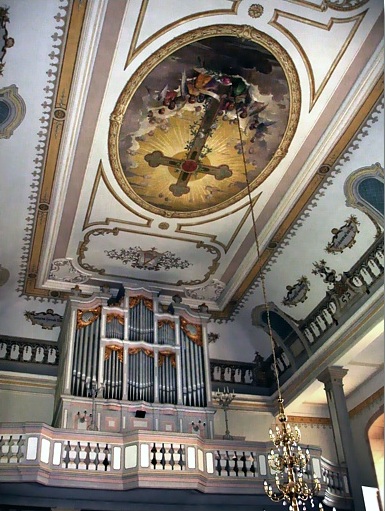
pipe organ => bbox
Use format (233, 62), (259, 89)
(55, 291), (215, 437)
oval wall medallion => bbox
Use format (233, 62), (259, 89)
(109, 25), (300, 218)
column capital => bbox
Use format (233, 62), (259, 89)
(318, 366), (348, 385)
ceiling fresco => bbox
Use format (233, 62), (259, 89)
(1, 0), (382, 324)
(110, 27), (299, 217)
(0, 0), (383, 416)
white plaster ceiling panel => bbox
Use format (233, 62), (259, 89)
(76, 228), (222, 287)
(41, 0), (383, 318)
(0, 0), (67, 340)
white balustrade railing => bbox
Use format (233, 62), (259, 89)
(0, 423), (349, 508)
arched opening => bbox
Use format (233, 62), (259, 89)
(367, 410), (384, 509)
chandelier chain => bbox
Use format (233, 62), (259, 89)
(235, 110), (282, 400)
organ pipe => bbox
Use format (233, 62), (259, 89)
(70, 300), (207, 409)
(71, 314), (100, 397)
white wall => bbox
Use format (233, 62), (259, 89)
(0, 372), (56, 424)
(350, 390), (383, 489)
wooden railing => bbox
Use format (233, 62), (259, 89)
(0, 423), (350, 509)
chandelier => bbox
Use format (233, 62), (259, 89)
(235, 108), (324, 511)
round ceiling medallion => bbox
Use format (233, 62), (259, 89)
(109, 25), (300, 218)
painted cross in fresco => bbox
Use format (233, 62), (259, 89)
(144, 81), (233, 197)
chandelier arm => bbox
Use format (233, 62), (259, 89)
(235, 110), (282, 400)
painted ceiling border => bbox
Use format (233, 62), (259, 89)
(82, 161), (154, 230)
(19, 0), (86, 302)
(211, 77), (383, 320)
(110, 24), (301, 219)
(270, 9), (367, 111)
(124, 0), (241, 68)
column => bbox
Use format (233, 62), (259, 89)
(318, 366), (366, 511)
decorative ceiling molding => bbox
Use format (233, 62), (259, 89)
(270, 9), (367, 111)
(18, 0), (76, 303)
(82, 161), (153, 230)
(49, 258), (91, 284)
(212, 80), (383, 320)
(77, 227), (221, 287)
(283, 0), (369, 11)
(110, 24), (301, 218)
(124, 0), (241, 68)
(175, 192), (262, 253)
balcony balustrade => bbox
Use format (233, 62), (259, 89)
(0, 422), (351, 508)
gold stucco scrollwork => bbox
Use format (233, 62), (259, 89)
(104, 344), (124, 362)
(129, 295), (154, 310)
(158, 319), (175, 329)
(180, 317), (203, 346)
(77, 306), (101, 329)
(158, 350), (176, 367)
(325, 0), (369, 11)
(128, 347), (154, 357)
(106, 313), (124, 325)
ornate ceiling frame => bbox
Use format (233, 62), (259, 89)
(109, 24), (301, 219)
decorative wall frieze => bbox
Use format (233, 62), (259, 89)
(349, 387), (384, 418)
(287, 416), (331, 426)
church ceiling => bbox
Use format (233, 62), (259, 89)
(0, 0), (383, 328)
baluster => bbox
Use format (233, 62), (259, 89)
(151, 443), (157, 469)
(177, 444), (184, 470)
(74, 442), (81, 469)
(84, 442), (91, 470)
(63, 441), (71, 468)
(241, 452), (247, 477)
(215, 450), (222, 476)
(160, 443), (166, 470)
(249, 452), (256, 477)
(232, 451), (239, 476)
(225, 451), (230, 476)
(78, 442), (87, 470)
(6, 436), (15, 463)
(169, 444), (175, 470)
(103, 444), (110, 471)
(94, 443), (100, 471)
(16, 435), (25, 462)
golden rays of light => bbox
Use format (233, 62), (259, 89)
(128, 109), (255, 213)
